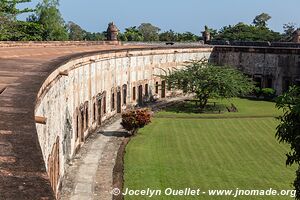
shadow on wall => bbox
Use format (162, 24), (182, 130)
(209, 46), (300, 95)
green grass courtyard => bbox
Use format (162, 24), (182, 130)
(123, 98), (296, 200)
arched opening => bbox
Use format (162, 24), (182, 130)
(96, 91), (106, 126)
(85, 104), (89, 131)
(138, 85), (143, 106)
(123, 84), (127, 105)
(111, 90), (115, 111)
(117, 88), (121, 113)
(103, 92), (107, 114)
(47, 137), (60, 197)
(75, 112), (79, 140)
(93, 102), (96, 122)
(132, 86), (136, 101)
(145, 83), (149, 97)
(97, 94), (102, 126)
(161, 80), (166, 98)
(80, 108), (84, 142)
(253, 75), (262, 88)
(155, 81), (159, 94)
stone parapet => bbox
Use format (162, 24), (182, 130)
(0, 41), (121, 48)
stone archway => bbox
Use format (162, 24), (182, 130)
(48, 137), (60, 197)
(95, 91), (107, 126)
(122, 84), (127, 105)
(138, 85), (143, 106)
(102, 91), (107, 114)
(111, 88), (115, 111)
(117, 87), (121, 113)
(96, 94), (103, 126)
(79, 105), (84, 142)
(161, 80), (166, 98)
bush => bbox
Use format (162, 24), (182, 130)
(253, 87), (262, 98)
(121, 108), (152, 135)
(261, 88), (276, 100)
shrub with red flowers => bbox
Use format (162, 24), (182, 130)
(121, 108), (152, 135)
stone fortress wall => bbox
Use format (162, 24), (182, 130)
(34, 47), (213, 195)
(210, 46), (300, 94)
(34, 45), (300, 197)
(1, 43), (299, 199)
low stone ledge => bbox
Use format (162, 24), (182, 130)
(0, 41), (121, 48)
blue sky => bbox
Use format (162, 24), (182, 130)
(19, 0), (300, 34)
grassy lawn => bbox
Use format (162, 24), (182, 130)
(155, 98), (282, 118)
(124, 98), (295, 200)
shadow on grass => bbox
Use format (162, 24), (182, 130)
(239, 96), (276, 102)
(163, 101), (228, 114)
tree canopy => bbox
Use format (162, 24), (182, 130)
(276, 86), (300, 199)
(0, 0), (33, 19)
(66, 21), (106, 41)
(31, 0), (68, 41)
(138, 23), (160, 41)
(0, 0), (38, 40)
(84, 32), (106, 41)
(177, 32), (199, 42)
(119, 26), (144, 41)
(214, 22), (281, 42)
(159, 30), (200, 42)
(0, 0), (70, 41)
(0, 8), (299, 42)
(253, 13), (271, 27)
(159, 30), (177, 41)
(282, 22), (297, 42)
(67, 21), (86, 41)
(159, 59), (255, 109)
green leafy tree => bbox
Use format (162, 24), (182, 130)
(0, 0), (39, 41)
(121, 26), (143, 41)
(84, 31), (106, 41)
(0, 0), (33, 20)
(159, 30), (178, 41)
(67, 21), (86, 41)
(138, 23), (160, 41)
(159, 30), (201, 42)
(276, 86), (300, 199)
(9, 21), (44, 41)
(282, 22), (297, 42)
(31, 0), (68, 41)
(159, 59), (255, 109)
(177, 31), (199, 42)
(253, 13), (271, 27)
(214, 22), (281, 41)
(0, 14), (12, 40)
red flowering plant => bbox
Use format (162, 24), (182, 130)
(121, 108), (152, 135)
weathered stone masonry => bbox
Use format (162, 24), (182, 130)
(34, 47), (213, 196)
(211, 46), (300, 94)
(1, 44), (299, 199)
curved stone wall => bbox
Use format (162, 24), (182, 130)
(1, 44), (299, 199)
(34, 47), (213, 195)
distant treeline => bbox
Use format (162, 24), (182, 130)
(209, 41), (300, 48)
(0, 1), (299, 42)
